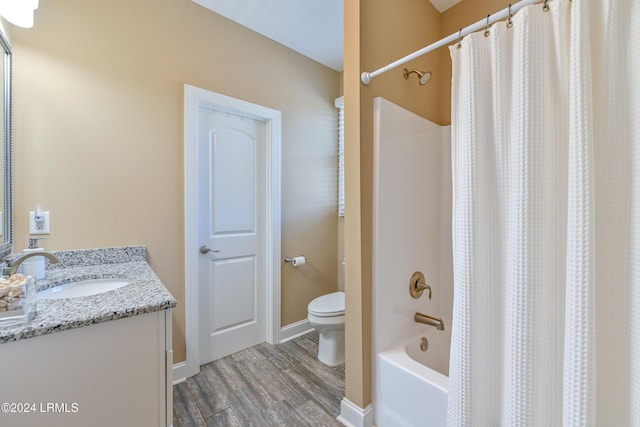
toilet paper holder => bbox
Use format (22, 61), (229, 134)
(284, 255), (306, 265)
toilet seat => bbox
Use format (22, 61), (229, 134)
(308, 291), (345, 317)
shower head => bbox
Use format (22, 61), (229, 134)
(403, 68), (432, 86)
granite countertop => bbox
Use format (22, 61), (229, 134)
(0, 246), (176, 344)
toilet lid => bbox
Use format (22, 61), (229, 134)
(308, 291), (345, 317)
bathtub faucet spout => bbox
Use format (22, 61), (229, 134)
(415, 312), (445, 331)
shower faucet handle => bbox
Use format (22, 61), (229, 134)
(409, 271), (432, 299)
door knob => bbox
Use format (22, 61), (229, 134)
(199, 245), (220, 254)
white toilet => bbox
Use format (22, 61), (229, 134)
(307, 291), (345, 366)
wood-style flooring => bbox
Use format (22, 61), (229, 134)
(173, 332), (345, 427)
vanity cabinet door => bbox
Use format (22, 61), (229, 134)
(0, 310), (171, 427)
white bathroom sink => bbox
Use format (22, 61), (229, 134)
(38, 278), (130, 300)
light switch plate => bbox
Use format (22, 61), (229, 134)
(29, 211), (50, 234)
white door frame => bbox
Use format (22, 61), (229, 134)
(184, 84), (281, 378)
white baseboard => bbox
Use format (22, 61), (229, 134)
(337, 398), (374, 427)
(279, 319), (314, 343)
(172, 361), (188, 385)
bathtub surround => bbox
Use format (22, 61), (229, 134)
(371, 97), (452, 425)
(0, 245), (176, 344)
(449, 0), (640, 425)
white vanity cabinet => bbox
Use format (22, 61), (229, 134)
(0, 309), (173, 427)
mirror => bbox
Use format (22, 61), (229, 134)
(0, 28), (10, 259)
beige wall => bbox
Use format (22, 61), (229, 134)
(11, 0), (340, 362)
(344, 0), (515, 409)
(343, 0), (364, 407)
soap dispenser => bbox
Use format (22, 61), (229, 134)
(21, 237), (46, 280)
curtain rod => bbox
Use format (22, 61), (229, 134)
(361, 0), (543, 85)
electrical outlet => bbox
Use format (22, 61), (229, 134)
(29, 211), (50, 234)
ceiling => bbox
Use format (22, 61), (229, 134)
(191, 0), (463, 72)
(429, 0), (463, 13)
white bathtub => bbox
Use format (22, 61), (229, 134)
(376, 336), (449, 427)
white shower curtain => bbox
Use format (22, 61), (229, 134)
(448, 0), (639, 425)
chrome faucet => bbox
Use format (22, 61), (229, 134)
(4, 251), (61, 276)
(415, 312), (445, 331)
